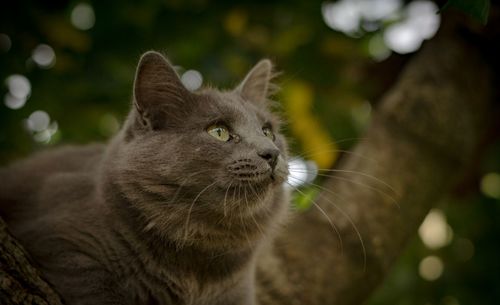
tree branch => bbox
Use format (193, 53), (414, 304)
(0, 218), (63, 305)
(257, 21), (492, 305)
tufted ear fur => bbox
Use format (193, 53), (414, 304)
(133, 51), (191, 130)
(236, 59), (276, 107)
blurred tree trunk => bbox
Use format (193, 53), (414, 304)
(0, 14), (496, 305)
(257, 17), (493, 305)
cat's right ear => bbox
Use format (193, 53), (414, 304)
(133, 51), (190, 130)
(236, 59), (277, 107)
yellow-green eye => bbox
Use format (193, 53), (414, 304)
(262, 126), (274, 140)
(207, 124), (231, 142)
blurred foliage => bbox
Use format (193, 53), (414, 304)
(442, 0), (491, 24)
(1, 0), (389, 165)
(1, 1), (499, 305)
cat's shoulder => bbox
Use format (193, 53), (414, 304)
(0, 143), (104, 188)
(7, 143), (105, 173)
(0, 143), (105, 219)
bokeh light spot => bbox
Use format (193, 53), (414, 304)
(322, 1), (361, 35)
(406, 0), (440, 39)
(322, 0), (402, 35)
(32, 44), (56, 69)
(4, 93), (27, 110)
(419, 255), (444, 281)
(27, 110), (50, 132)
(287, 158), (318, 188)
(480, 172), (500, 199)
(358, 0), (402, 21)
(383, 22), (422, 54)
(383, 0), (440, 54)
(33, 129), (52, 143)
(418, 209), (453, 250)
(71, 3), (96, 30)
(181, 70), (203, 91)
(6, 74), (31, 100)
(25, 112), (58, 144)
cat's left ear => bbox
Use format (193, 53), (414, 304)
(236, 59), (276, 106)
(133, 51), (191, 130)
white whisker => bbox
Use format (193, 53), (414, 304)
(289, 169), (400, 209)
(182, 181), (218, 246)
(245, 184), (265, 236)
(287, 176), (367, 272)
(288, 167), (397, 195)
(285, 180), (344, 255)
(222, 181), (233, 218)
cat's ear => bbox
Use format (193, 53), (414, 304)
(133, 51), (190, 130)
(236, 59), (276, 106)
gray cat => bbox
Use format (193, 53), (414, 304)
(0, 52), (290, 305)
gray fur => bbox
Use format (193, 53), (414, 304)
(0, 51), (290, 305)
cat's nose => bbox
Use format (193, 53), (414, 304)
(258, 149), (279, 170)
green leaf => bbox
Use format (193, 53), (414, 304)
(293, 187), (319, 211)
(441, 0), (490, 25)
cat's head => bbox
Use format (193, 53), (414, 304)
(106, 52), (289, 243)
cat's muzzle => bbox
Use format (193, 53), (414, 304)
(227, 159), (274, 184)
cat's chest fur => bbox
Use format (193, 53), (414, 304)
(97, 209), (262, 305)
(7, 171), (260, 305)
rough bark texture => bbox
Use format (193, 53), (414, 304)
(258, 22), (492, 305)
(0, 218), (63, 305)
(0, 17), (494, 305)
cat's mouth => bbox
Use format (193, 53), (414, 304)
(226, 159), (287, 189)
(228, 169), (286, 189)
(232, 170), (272, 185)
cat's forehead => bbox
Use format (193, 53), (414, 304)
(196, 89), (271, 123)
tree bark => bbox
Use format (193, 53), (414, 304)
(0, 218), (63, 305)
(257, 19), (492, 305)
(0, 16), (494, 305)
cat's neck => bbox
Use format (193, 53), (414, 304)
(101, 172), (265, 269)
(103, 179), (262, 305)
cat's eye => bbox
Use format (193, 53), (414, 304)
(207, 124), (231, 142)
(262, 126), (275, 140)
